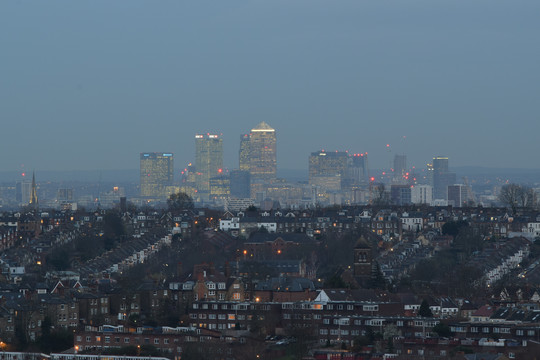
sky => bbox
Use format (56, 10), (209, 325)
(1, 0), (539, 176)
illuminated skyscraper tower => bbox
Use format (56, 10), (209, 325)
(309, 150), (349, 190)
(248, 122), (276, 181)
(239, 134), (251, 171)
(195, 134), (223, 196)
(140, 152), (174, 199)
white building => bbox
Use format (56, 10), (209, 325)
(411, 185), (433, 205)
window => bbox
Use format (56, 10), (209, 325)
(124, 338), (130, 343)
(154, 339), (159, 344)
(164, 339), (169, 344)
(233, 293), (241, 300)
(105, 336), (110, 343)
(320, 329), (328, 335)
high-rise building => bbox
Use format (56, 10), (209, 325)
(239, 134), (250, 171)
(432, 156), (456, 200)
(448, 184), (473, 207)
(393, 154), (407, 182)
(140, 152), (174, 199)
(350, 153), (369, 185)
(195, 134), (223, 197)
(390, 185), (412, 205)
(309, 150), (349, 190)
(411, 185), (433, 205)
(248, 122), (276, 181)
(230, 170), (251, 199)
(16, 180), (32, 205)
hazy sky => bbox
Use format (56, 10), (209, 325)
(1, 0), (539, 175)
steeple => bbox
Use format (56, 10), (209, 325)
(29, 171), (38, 209)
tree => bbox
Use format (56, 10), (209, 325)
(442, 220), (469, 238)
(499, 183), (536, 214)
(418, 299), (433, 317)
(433, 323), (452, 337)
(167, 192), (194, 210)
(373, 184), (389, 206)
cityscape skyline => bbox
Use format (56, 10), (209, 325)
(1, 1), (540, 173)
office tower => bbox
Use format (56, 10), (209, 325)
(57, 188), (74, 202)
(239, 134), (250, 171)
(350, 153), (369, 185)
(309, 150), (349, 190)
(16, 180), (32, 204)
(432, 156), (456, 200)
(140, 152), (174, 199)
(209, 175), (230, 199)
(195, 134), (223, 196)
(448, 184), (473, 207)
(248, 122), (277, 181)
(411, 185), (433, 205)
(230, 170), (251, 198)
(393, 154), (407, 182)
(390, 185), (412, 206)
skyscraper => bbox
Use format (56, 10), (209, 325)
(140, 152), (174, 199)
(239, 134), (250, 171)
(247, 122), (276, 181)
(309, 150), (349, 190)
(432, 156), (456, 200)
(350, 153), (369, 186)
(230, 170), (251, 199)
(393, 154), (407, 182)
(195, 134), (223, 197)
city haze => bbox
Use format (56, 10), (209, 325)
(1, 0), (539, 174)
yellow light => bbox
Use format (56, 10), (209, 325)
(277, 249), (281, 254)
(255, 297), (260, 302)
(243, 250), (247, 255)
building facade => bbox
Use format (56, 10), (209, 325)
(246, 122), (276, 182)
(195, 134), (223, 198)
(140, 153), (174, 199)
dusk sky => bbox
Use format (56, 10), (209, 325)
(1, 0), (539, 175)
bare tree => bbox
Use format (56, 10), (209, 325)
(500, 184), (537, 214)
(373, 184), (390, 206)
(499, 184), (521, 215)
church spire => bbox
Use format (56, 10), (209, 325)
(29, 171), (38, 209)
